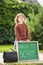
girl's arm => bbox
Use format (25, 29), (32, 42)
(26, 26), (30, 41)
(14, 25), (21, 41)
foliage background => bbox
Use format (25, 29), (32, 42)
(0, 0), (43, 50)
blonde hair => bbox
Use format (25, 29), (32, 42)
(14, 13), (26, 24)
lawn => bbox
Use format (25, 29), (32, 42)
(0, 45), (14, 52)
(39, 50), (43, 53)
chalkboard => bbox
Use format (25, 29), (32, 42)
(17, 41), (39, 61)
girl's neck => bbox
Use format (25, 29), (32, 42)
(19, 22), (23, 24)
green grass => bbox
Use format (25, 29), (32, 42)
(0, 45), (13, 52)
(40, 50), (43, 53)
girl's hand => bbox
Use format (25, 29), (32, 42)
(26, 39), (30, 42)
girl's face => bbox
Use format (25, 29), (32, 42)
(18, 15), (25, 24)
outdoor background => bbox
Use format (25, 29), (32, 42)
(0, 0), (43, 51)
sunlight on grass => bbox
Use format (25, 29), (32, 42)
(40, 50), (43, 53)
(0, 45), (13, 52)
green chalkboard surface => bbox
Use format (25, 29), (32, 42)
(17, 41), (39, 61)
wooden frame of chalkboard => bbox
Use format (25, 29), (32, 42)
(16, 41), (39, 62)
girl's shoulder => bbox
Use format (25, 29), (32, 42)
(14, 24), (19, 29)
(24, 23), (27, 27)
